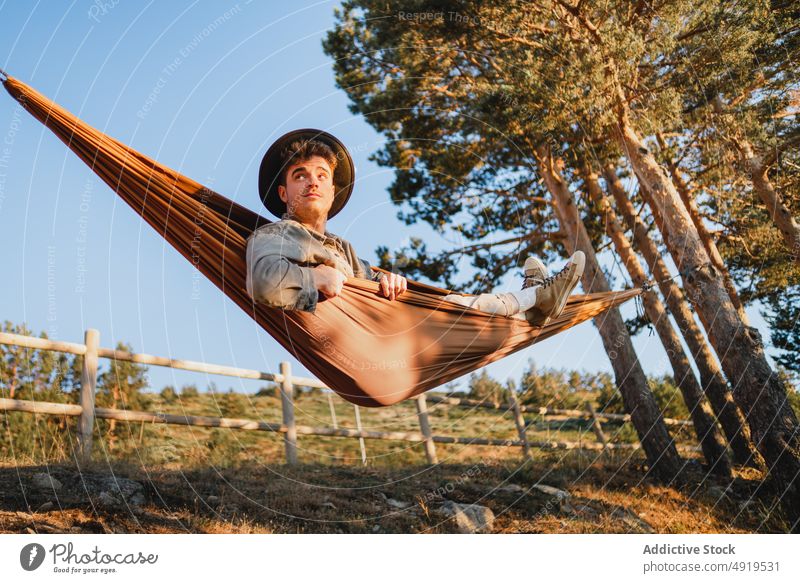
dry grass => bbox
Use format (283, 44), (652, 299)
(0, 391), (792, 533)
(0, 453), (789, 534)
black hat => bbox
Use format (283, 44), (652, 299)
(258, 128), (355, 219)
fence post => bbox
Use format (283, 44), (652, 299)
(415, 393), (438, 464)
(279, 361), (298, 465)
(78, 328), (99, 464)
(585, 402), (608, 448)
(508, 390), (532, 462)
(327, 392), (338, 429)
(353, 405), (367, 465)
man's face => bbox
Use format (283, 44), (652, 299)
(277, 155), (335, 223)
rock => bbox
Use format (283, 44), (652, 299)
(97, 492), (119, 507)
(85, 476), (146, 508)
(438, 501), (495, 534)
(609, 507), (654, 533)
(206, 495), (220, 504)
(386, 498), (410, 509)
(32, 473), (62, 491)
(575, 504), (600, 516)
(36, 501), (54, 512)
(531, 484), (570, 500)
(372, 525), (381, 533)
(571, 503), (599, 518)
(530, 484), (571, 512)
(496, 484), (525, 494)
(322, 501), (337, 510)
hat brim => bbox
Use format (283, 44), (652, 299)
(258, 129), (354, 219)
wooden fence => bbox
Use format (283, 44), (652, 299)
(0, 329), (695, 465)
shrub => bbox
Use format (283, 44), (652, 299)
(648, 375), (689, 420)
(467, 370), (508, 406)
(160, 385), (177, 403)
(180, 384), (199, 398)
(255, 384), (277, 398)
(518, 364), (586, 409)
(218, 389), (247, 418)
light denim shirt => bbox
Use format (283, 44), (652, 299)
(245, 216), (382, 312)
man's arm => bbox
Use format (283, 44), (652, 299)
(246, 229), (326, 311)
(249, 251), (320, 312)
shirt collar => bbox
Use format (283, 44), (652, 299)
(280, 213), (340, 244)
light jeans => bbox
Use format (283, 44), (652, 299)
(441, 292), (526, 319)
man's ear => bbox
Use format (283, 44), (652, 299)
(277, 185), (287, 203)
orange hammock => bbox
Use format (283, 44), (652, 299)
(1, 74), (642, 407)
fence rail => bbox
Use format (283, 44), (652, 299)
(0, 328), (698, 465)
(425, 394), (692, 427)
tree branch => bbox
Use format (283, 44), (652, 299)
(554, 0), (603, 44)
(440, 230), (564, 259)
(761, 131), (800, 169)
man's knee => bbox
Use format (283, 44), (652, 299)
(468, 293), (516, 316)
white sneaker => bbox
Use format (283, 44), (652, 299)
(524, 251), (585, 326)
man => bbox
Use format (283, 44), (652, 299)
(246, 129), (584, 325)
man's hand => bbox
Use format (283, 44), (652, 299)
(378, 272), (408, 301)
(312, 264), (346, 299)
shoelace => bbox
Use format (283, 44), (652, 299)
(522, 267), (547, 290)
(521, 275), (543, 290)
(536, 262), (572, 290)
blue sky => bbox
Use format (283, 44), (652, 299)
(0, 1), (773, 395)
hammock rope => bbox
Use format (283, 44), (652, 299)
(1, 74), (643, 407)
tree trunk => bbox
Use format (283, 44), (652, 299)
(109, 384), (120, 451)
(654, 134), (750, 323)
(535, 146), (684, 483)
(582, 165), (730, 476)
(613, 101), (800, 528)
(604, 163), (763, 469)
(9, 363), (17, 399)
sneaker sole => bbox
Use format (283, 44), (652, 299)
(549, 251), (584, 321)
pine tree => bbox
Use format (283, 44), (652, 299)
(324, 0), (685, 483)
(97, 342), (148, 448)
(467, 370), (507, 407)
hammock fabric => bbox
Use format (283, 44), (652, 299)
(2, 75), (642, 407)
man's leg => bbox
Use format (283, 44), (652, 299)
(441, 255), (548, 317)
(441, 291), (528, 317)
(440, 252), (585, 325)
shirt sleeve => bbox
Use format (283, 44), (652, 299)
(332, 235), (382, 282)
(358, 257), (384, 282)
(246, 233), (319, 312)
